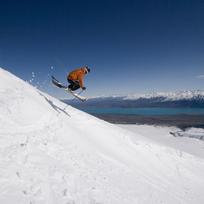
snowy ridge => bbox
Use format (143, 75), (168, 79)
(1, 67), (204, 204)
(71, 90), (204, 108)
(124, 90), (204, 101)
(88, 90), (204, 101)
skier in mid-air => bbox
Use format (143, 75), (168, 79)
(67, 66), (90, 91)
(51, 66), (90, 101)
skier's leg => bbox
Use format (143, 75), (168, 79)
(72, 81), (80, 91)
(68, 79), (80, 91)
(67, 79), (74, 90)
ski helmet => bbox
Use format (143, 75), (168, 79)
(85, 66), (90, 73)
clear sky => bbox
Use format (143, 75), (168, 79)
(0, 0), (204, 98)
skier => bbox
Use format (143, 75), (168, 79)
(67, 66), (90, 91)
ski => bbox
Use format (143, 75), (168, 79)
(65, 88), (87, 102)
(51, 76), (67, 88)
(51, 76), (87, 102)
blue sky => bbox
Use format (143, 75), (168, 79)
(0, 0), (204, 98)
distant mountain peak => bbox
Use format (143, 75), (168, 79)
(66, 90), (204, 108)
(124, 90), (204, 101)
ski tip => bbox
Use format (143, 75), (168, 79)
(51, 75), (57, 81)
(82, 98), (88, 102)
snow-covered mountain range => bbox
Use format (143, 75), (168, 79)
(124, 90), (204, 101)
(65, 90), (204, 108)
(1, 67), (204, 204)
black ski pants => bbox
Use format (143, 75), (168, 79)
(67, 79), (80, 91)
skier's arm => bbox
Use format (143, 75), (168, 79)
(78, 75), (84, 89)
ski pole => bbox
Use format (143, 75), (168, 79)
(77, 89), (84, 95)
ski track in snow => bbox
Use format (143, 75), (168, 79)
(0, 67), (204, 204)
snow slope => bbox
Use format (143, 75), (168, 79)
(0, 67), (204, 204)
(119, 125), (204, 159)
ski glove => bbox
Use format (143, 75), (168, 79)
(82, 87), (86, 90)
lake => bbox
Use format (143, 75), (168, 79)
(79, 107), (204, 116)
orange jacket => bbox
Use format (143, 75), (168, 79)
(67, 67), (87, 88)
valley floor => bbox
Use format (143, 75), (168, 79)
(93, 114), (204, 128)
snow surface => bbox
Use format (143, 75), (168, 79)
(170, 128), (204, 141)
(1, 67), (204, 204)
(119, 125), (204, 159)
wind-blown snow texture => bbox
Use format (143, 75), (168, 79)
(0, 67), (204, 204)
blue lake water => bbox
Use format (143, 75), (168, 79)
(80, 107), (204, 116)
